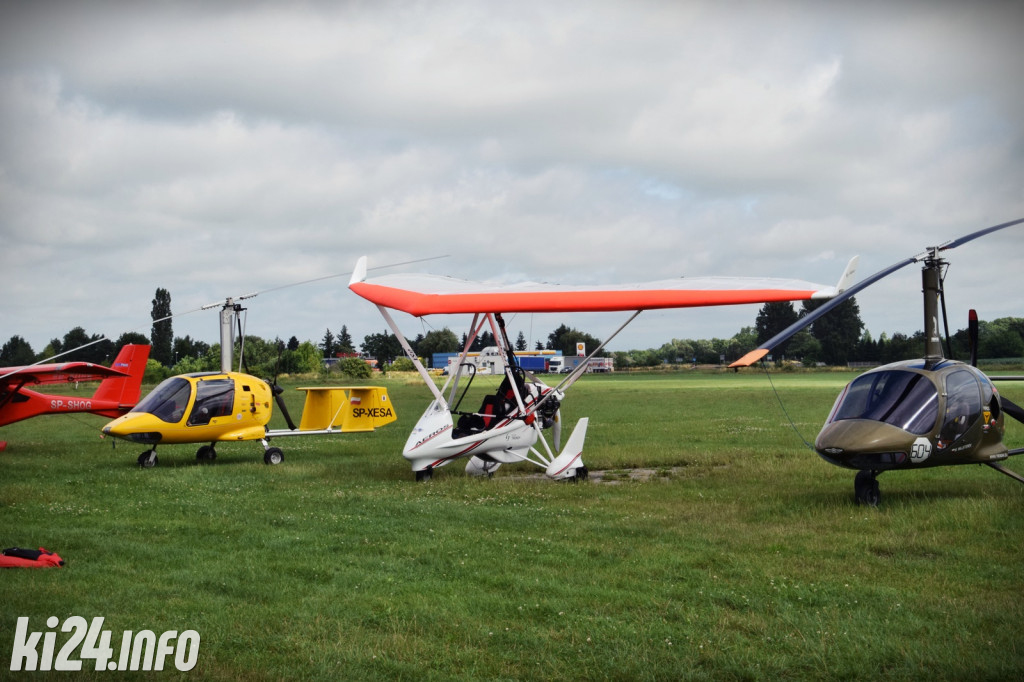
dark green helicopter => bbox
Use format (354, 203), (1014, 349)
(731, 218), (1024, 505)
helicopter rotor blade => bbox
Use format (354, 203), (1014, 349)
(730, 217), (1024, 369)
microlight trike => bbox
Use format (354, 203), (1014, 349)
(349, 255), (856, 481)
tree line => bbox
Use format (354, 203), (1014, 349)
(3, 289), (1023, 378)
(615, 299), (1024, 368)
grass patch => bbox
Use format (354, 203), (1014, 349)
(2, 371), (1022, 679)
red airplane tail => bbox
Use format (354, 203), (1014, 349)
(92, 344), (151, 413)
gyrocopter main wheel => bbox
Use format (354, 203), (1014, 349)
(264, 447), (284, 465)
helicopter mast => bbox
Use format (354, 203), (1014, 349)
(922, 248), (945, 366)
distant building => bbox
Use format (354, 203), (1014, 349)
(433, 347), (561, 374)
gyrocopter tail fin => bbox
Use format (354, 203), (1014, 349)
(546, 417), (589, 481)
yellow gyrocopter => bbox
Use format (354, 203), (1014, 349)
(102, 297), (395, 467)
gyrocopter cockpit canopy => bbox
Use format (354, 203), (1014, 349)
(827, 368), (940, 436)
(826, 363), (991, 444)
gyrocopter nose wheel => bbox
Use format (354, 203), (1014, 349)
(854, 470), (881, 507)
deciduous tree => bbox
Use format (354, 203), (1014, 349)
(546, 324), (603, 357)
(802, 297), (864, 366)
(151, 288), (174, 366)
(361, 330), (403, 364)
(755, 302), (799, 359)
(0, 335), (35, 365)
(417, 328), (459, 360)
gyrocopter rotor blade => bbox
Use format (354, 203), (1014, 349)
(1001, 396), (1024, 426)
(986, 389), (1024, 483)
(937, 219), (1023, 251)
(730, 257), (914, 367)
(200, 254), (450, 311)
(12, 256), (454, 379)
(730, 217), (1024, 368)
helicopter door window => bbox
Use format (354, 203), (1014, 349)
(131, 376), (192, 423)
(940, 370), (983, 443)
(187, 379), (235, 427)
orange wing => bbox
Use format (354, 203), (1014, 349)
(348, 256), (856, 316)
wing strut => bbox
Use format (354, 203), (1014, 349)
(536, 310), (642, 412)
(492, 313), (530, 415)
(441, 313), (485, 406)
(376, 305), (445, 405)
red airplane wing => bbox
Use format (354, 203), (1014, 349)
(0, 362), (129, 389)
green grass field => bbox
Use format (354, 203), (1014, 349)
(2, 371), (1023, 680)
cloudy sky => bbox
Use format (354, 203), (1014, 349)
(2, 0), (1022, 358)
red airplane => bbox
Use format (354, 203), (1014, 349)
(0, 344), (150, 451)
